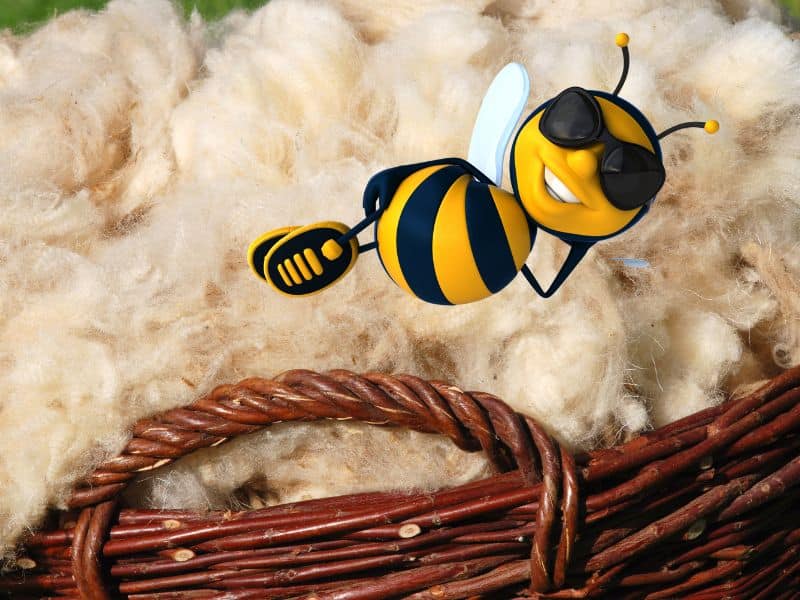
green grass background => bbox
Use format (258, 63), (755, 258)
(0, 0), (798, 32)
(785, 0), (800, 18)
(0, 0), (269, 31)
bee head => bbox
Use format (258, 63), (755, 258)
(510, 33), (718, 242)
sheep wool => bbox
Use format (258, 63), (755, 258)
(1, 0), (799, 557)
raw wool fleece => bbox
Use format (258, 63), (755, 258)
(0, 0), (799, 555)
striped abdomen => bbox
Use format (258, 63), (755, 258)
(376, 163), (533, 305)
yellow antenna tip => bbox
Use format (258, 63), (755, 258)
(615, 33), (630, 48)
(704, 120), (720, 134)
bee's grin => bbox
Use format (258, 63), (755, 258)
(513, 96), (651, 238)
(543, 166), (583, 205)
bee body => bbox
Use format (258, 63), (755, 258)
(249, 35), (718, 302)
(375, 161), (533, 305)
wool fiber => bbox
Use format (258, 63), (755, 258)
(1, 0), (799, 556)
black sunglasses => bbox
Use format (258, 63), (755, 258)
(538, 87), (665, 211)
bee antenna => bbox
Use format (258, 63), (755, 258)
(657, 120), (719, 140)
(612, 33), (630, 96)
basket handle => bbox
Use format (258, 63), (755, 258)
(61, 370), (576, 597)
(71, 370), (555, 508)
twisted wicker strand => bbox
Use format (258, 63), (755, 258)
(59, 371), (576, 596)
(73, 373), (520, 508)
(4, 367), (799, 599)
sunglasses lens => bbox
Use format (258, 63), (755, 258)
(540, 90), (601, 146)
(601, 145), (665, 210)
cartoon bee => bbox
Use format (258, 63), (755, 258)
(248, 33), (718, 304)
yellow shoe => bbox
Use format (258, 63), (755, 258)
(247, 226), (299, 281)
(262, 221), (359, 297)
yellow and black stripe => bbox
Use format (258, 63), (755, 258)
(376, 163), (533, 305)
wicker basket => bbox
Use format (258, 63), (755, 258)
(1, 366), (799, 599)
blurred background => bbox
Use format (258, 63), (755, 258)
(780, 0), (800, 21)
(0, 0), (266, 30)
(1, 0), (799, 30)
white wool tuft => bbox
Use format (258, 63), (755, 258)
(1, 0), (800, 555)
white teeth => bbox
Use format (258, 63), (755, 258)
(544, 167), (582, 204)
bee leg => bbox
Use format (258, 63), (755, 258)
(337, 212), (379, 244)
(520, 242), (592, 298)
(324, 210), (382, 259)
(520, 265), (548, 297)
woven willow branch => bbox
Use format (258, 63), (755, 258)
(2, 367), (800, 599)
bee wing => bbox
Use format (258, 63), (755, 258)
(610, 258), (651, 268)
(467, 62), (530, 186)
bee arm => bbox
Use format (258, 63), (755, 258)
(436, 158), (494, 185)
(362, 163), (425, 215)
(362, 158), (494, 215)
(521, 241), (592, 298)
